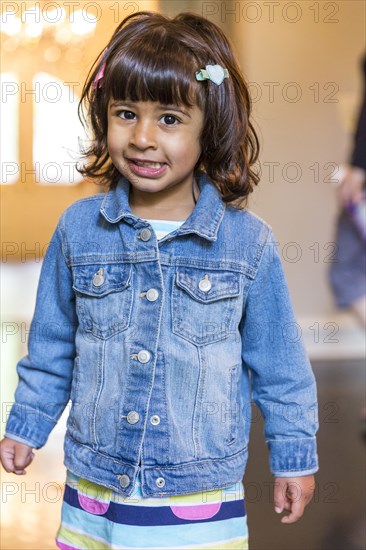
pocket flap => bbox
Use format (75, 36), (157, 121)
(175, 267), (240, 303)
(72, 264), (132, 297)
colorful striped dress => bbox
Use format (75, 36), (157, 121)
(55, 219), (249, 550)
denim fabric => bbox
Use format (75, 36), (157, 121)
(5, 171), (319, 497)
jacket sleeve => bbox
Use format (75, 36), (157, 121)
(240, 226), (319, 477)
(4, 214), (77, 449)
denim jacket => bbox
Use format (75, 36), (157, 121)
(5, 171), (319, 497)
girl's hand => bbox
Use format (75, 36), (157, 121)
(0, 437), (34, 475)
(273, 475), (316, 524)
(338, 165), (366, 208)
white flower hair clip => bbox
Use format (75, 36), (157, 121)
(195, 64), (229, 86)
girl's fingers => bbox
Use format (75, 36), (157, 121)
(13, 444), (34, 474)
(0, 444), (15, 472)
(1, 454), (15, 473)
(283, 500), (292, 511)
(281, 498), (305, 524)
(273, 479), (286, 513)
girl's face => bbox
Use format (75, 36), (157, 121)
(107, 98), (204, 196)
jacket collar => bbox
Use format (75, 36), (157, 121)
(100, 171), (226, 242)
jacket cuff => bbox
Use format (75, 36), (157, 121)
(4, 432), (40, 448)
(267, 437), (319, 477)
(5, 403), (56, 449)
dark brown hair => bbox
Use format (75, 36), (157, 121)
(78, 11), (260, 208)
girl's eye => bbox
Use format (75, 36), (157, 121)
(161, 114), (180, 125)
(117, 110), (135, 120)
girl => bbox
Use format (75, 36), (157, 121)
(1, 11), (319, 550)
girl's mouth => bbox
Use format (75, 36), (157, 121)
(127, 159), (167, 178)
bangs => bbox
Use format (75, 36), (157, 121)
(103, 31), (204, 109)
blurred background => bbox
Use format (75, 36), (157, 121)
(1, 1), (365, 548)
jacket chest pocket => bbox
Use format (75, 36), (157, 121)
(172, 267), (242, 345)
(72, 263), (133, 339)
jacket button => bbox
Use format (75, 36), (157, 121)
(92, 268), (105, 287)
(118, 474), (130, 488)
(198, 276), (211, 292)
(140, 228), (152, 241)
(150, 415), (160, 425)
(146, 288), (159, 301)
(127, 411), (140, 424)
(137, 350), (151, 363)
(156, 477), (165, 488)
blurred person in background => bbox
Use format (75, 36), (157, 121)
(328, 53), (366, 329)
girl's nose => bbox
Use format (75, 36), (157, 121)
(129, 121), (157, 149)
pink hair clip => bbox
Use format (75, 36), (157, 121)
(93, 49), (108, 89)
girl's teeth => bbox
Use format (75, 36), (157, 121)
(134, 161), (163, 168)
